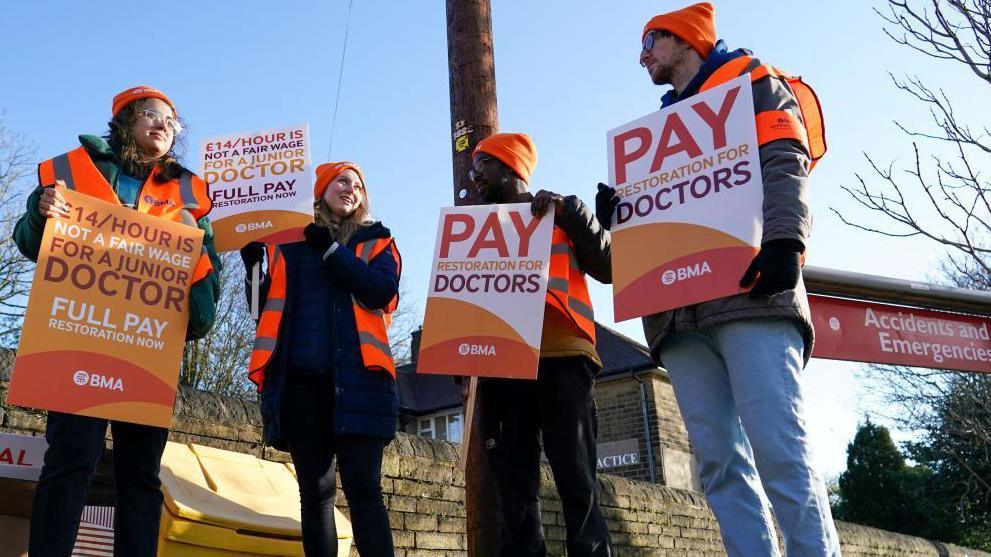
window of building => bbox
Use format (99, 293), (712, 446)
(418, 418), (434, 439)
(413, 409), (464, 444)
(446, 413), (463, 444)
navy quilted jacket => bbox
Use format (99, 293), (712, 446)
(252, 222), (400, 448)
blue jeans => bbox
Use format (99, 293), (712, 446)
(658, 318), (840, 557)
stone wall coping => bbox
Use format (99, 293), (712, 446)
(594, 366), (669, 385)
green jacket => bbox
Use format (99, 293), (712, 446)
(12, 135), (222, 340)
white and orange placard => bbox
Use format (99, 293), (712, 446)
(607, 75), (763, 320)
(810, 295), (991, 374)
(6, 188), (203, 427)
(417, 204), (553, 379)
(0, 432), (48, 481)
(200, 124), (314, 252)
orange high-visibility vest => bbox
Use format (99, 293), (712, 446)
(353, 238), (402, 374)
(247, 237), (402, 391)
(545, 226), (596, 344)
(700, 56), (827, 171)
(38, 146), (214, 282)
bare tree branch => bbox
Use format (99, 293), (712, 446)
(876, 0), (991, 81)
(0, 117), (37, 347)
(840, 2), (991, 539)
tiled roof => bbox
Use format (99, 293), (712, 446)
(397, 323), (659, 414)
(396, 365), (462, 415)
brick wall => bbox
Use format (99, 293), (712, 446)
(594, 370), (698, 490)
(650, 373), (691, 455)
(3, 354), (989, 557)
(594, 373), (663, 483)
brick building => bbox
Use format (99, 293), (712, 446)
(396, 324), (700, 491)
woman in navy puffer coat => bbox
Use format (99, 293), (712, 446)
(241, 161), (400, 557)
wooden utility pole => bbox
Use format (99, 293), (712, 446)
(446, 0), (501, 555)
(447, 0), (499, 207)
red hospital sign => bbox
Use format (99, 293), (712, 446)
(810, 295), (991, 373)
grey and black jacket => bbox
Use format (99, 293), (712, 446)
(642, 43), (816, 364)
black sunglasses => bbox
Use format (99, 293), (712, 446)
(642, 29), (673, 53)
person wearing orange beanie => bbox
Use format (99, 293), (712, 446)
(313, 160), (365, 200)
(15, 85), (220, 556)
(642, 2), (716, 58)
(111, 85), (178, 118)
(471, 132), (614, 557)
(474, 132), (537, 183)
(240, 160), (400, 557)
(595, 4), (840, 556)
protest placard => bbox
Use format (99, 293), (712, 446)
(7, 188), (203, 427)
(201, 124), (313, 252)
(810, 295), (991, 373)
(607, 75), (763, 320)
(0, 433), (47, 482)
(417, 203), (553, 379)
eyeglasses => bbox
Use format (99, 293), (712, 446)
(468, 156), (491, 182)
(642, 29), (672, 54)
(138, 109), (182, 135)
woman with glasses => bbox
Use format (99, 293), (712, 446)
(240, 161), (400, 556)
(12, 85), (220, 556)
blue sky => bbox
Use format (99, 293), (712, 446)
(1, 1), (980, 478)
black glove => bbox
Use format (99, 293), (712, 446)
(239, 242), (264, 270)
(304, 223), (334, 253)
(739, 238), (804, 298)
(595, 183), (620, 231)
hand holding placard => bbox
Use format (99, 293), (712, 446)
(595, 183), (620, 231)
(38, 183), (71, 219)
(739, 239), (803, 299)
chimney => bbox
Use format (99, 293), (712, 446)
(410, 327), (423, 363)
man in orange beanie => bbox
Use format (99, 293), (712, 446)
(595, 3), (840, 556)
(470, 132), (613, 557)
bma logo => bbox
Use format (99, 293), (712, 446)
(235, 221), (274, 234)
(660, 262), (712, 286)
(457, 343), (497, 356)
(127, 86), (159, 96)
(72, 370), (124, 392)
(142, 194), (175, 208)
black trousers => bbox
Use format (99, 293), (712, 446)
(282, 374), (394, 557)
(29, 411), (169, 557)
(480, 357), (613, 557)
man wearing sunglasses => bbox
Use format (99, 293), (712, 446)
(595, 3), (840, 556)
